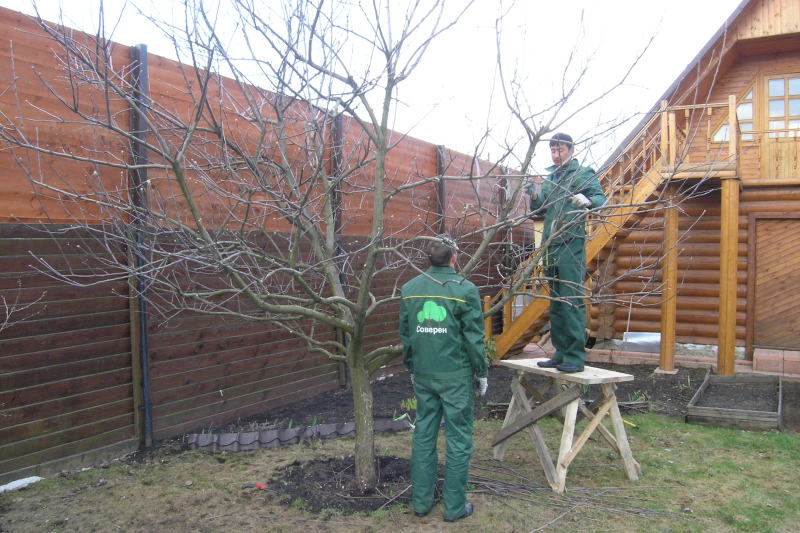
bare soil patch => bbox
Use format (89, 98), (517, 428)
(217, 363), (711, 434)
(273, 455), (421, 514)
(695, 381), (779, 411)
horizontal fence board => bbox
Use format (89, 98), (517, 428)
(0, 353), (131, 390)
(0, 426), (136, 477)
(0, 413), (134, 467)
(0, 236), (126, 256)
(0, 293), (129, 318)
(0, 253), (127, 275)
(1, 309), (130, 339)
(149, 349), (333, 401)
(0, 337), (130, 373)
(0, 368), (133, 409)
(0, 324), (131, 356)
(0, 271), (127, 292)
(147, 321), (313, 361)
(149, 334), (308, 376)
(0, 399), (132, 448)
(153, 374), (341, 439)
(153, 365), (338, 427)
(0, 384), (133, 430)
(151, 354), (336, 409)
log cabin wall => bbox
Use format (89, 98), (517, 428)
(599, 182), (800, 351)
(0, 7), (510, 483)
(594, 189), (748, 347)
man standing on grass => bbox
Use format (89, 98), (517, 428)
(399, 235), (488, 523)
(529, 133), (606, 373)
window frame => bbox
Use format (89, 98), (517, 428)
(711, 83), (756, 144)
(764, 72), (800, 138)
(711, 71), (800, 143)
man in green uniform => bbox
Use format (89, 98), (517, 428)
(399, 237), (488, 522)
(529, 133), (606, 373)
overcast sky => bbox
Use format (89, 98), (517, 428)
(0, 0), (744, 171)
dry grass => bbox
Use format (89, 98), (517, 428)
(1, 413), (799, 533)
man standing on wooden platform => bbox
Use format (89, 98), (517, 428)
(399, 236), (488, 522)
(529, 133), (606, 373)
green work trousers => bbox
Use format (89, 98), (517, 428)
(410, 374), (473, 520)
(546, 241), (587, 367)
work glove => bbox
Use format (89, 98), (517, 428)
(570, 193), (591, 208)
(527, 183), (539, 201)
(475, 377), (488, 397)
(410, 374), (415, 387)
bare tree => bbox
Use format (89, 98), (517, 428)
(0, 0), (723, 491)
(2, 0), (510, 491)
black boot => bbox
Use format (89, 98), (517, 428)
(537, 358), (560, 368)
(556, 362), (584, 373)
(444, 503), (473, 523)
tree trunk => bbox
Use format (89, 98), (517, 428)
(350, 357), (377, 491)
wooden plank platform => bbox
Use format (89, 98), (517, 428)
(499, 358), (636, 385)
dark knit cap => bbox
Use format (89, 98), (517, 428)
(549, 133), (574, 148)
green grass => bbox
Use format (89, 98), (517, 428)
(1, 413), (799, 532)
(467, 414), (800, 532)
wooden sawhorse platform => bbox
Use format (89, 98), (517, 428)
(492, 358), (641, 493)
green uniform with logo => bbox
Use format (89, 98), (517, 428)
(529, 159), (606, 368)
(399, 266), (488, 520)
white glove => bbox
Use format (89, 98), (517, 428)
(570, 193), (591, 208)
(476, 377), (488, 397)
(410, 374), (415, 387)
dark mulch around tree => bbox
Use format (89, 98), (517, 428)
(271, 455), (428, 515)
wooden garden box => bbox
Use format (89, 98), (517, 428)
(686, 374), (782, 431)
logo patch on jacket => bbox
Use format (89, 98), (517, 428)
(416, 301), (448, 334)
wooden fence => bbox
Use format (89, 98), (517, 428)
(0, 7), (516, 484)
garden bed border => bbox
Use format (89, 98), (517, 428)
(685, 374), (783, 431)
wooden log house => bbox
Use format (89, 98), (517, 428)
(491, 0), (800, 378)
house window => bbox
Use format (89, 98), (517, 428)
(712, 89), (754, 142)
(766, 75), (800, 138)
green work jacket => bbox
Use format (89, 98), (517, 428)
(528, 159), (606, 246)
(399, 266), (488, 380)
